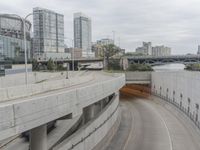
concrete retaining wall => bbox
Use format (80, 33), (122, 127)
(0, 74), (125, 141)
(0, 75), (93, 102)
(53, 92), (120, 150)
(152, 71), (200, 127)
(125, 71), (151, 84)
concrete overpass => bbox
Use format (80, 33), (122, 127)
(0, 72), (125, 150)
(1, 71), (200, 150)
(37, 58), (103, 70)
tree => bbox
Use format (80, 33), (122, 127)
(107, 58), (121, 70)
(47, 58), (55, 71)
(103, 44), (120, 70)
(32, 59), (39, 71)
(127, 64), (153, 71)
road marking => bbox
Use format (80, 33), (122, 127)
(122, 101), (135, 150)
(156, 107), (173, 150)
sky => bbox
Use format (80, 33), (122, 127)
(1, 0), (200, 54)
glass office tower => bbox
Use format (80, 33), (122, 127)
(33, 7), (64, 57)
(74, 12), (93, 58)
(0, 14), (31, 61)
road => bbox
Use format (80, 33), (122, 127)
(106, 96), (200, 150)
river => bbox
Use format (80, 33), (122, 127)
(152, 63), (185, 71)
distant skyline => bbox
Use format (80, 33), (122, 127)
(1, 0), (200, 54)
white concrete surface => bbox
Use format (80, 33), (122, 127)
(0, 73), (94, 102)
(0, 71), (88, 88)
(30, 124), (47, 150)
(0, 72), (125, 141)
(53, 92), (120, 150)
(0, 72), (65, 88)
(152, 71), (200, 125)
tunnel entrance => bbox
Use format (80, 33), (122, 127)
(120, 84), (151, 99)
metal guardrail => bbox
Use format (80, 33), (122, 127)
(152, 92), (200, 130)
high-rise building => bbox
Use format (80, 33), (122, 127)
(135, 42), (152, 55)
(0, 14), (31, 62)
(152, 46), (171, 56)
(33, 7), (66, 60)
(74, 12), (94, 58)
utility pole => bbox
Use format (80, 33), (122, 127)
(112, 30), (115, 45)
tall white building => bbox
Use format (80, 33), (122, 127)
(135, 42), (152, 55)
(152, 46), (171, 56)
(33, 8), (64, 54)
(74, 12), (94, 58)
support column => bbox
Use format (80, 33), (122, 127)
(30, 124), (47, 150)
(88, 104), (96, 120)
(94, 102), (101, 114)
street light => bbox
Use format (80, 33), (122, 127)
(65, 37), (74, 72)
(2, 13), (32, 85)
(112, 30), (115, 45)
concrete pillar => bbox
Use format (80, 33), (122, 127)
(94, 102), (101, 114)
(100, 100), (104, 110)
(89, 104), (96, 119)
(30, 124), (47, 150)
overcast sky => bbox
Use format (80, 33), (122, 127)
(1, 0), (200, 54)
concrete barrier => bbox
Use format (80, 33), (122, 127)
(53, 93), (120, 150)
(151, 71), (200, 129)
(125, 71), (151, 84)
(0, 72), (67, 88)
(0, 73), (125, 141)
(0, 75), (93, 102)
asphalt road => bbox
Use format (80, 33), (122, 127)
(106, 96), (200, 150)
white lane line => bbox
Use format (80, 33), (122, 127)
(123, 101), (135, 150)
(156, 109), (173, 150)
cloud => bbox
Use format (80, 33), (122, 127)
(0, 0), (200, 54)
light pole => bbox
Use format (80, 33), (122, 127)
(2, 13), (32, 85)
(23, 13), (33, 85)
(65, 37), (74, 72)
(112, 30), (115, 45)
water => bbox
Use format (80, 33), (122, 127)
(152, 64), (185, 72)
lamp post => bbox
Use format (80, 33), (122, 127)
(65, 37), (74, 72)
(112, 30), (115, 45)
